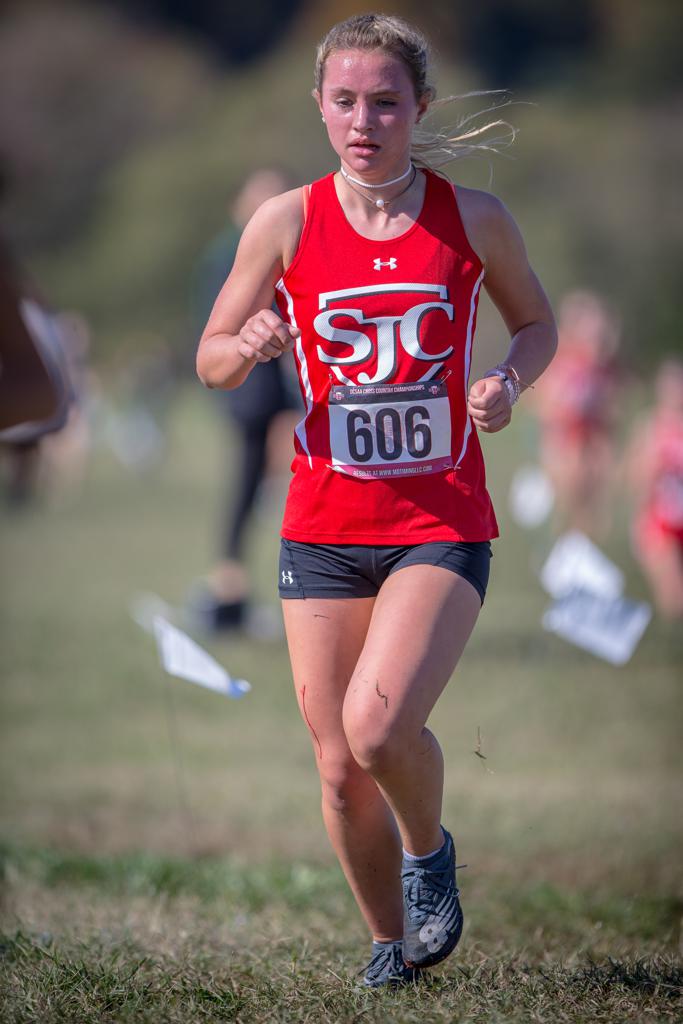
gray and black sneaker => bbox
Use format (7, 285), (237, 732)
(362, 940), (420, 988)
(401, 828), (464, 968)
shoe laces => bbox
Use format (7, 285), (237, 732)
(402, 860), (466, 921)
(362, 942), (406, 983)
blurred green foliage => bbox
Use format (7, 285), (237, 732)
(1, 0), (681, 370)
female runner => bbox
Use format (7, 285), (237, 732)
(626, 359), (683, 620)
(533, 290), (620, 539)
(197, 13), (557, 987)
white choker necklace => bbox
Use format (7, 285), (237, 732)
(340, 165), (417, 210)
(340, 163), (413, 189)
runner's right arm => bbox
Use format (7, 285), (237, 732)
(197, 190), (302, 390)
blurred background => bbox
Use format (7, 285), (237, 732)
(1, 2), (682, 1010)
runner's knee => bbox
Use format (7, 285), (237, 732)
(347, 727), (407, 776)
(342, 701), (410, 776)
(318, 756), (372, 813)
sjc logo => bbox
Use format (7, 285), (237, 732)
(314, 283), (455, 385)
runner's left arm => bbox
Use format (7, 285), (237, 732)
(465, 194), (557, 434)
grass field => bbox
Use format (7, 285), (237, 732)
(1, 389), (682, 1022)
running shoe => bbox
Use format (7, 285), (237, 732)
(361, 940), (420, 988)
(401, 828), (464, 968)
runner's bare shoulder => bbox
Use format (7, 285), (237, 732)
(239, 187), (305, 273)
(453, 187), (518, 268)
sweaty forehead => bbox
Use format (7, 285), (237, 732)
(323, 49), (412, 92)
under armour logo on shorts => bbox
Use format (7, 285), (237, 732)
(281, 570), (295, 585)
(373, 257), (397, 271)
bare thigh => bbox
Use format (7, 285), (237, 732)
(343, 564), (482, 747)
(282, 597), (375, 760)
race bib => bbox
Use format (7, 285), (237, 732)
(328, 380), (453, 479)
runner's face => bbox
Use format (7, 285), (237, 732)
(316, 49), (428, 182)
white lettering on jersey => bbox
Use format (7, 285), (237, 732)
(314, 309), (402, 384)
(373, 257), (397, 270)
(400, 301), (454, 361)
(313, 309), (373, 366)
(315, 284), (455, 386)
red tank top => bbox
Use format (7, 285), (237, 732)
(274, 169), (498, 544)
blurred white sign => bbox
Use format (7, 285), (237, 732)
(153, 615), (250, 699)
(509, 464), (555, 528)
(540, 530), (624, 600)
(542, 589), (651, 665)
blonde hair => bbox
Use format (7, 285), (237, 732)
(314, 13), (516, 171)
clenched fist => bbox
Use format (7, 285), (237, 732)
(467, 376), (512, 433)
(238, 309), (301, 364)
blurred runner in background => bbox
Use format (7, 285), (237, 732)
(533, 290), (620, 539)
(189, 169), (302, 631)
(626, 359), (683, 620)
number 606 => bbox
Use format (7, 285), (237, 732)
(346, 405), (433, 462)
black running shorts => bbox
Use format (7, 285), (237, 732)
(278, 539), (492, 604)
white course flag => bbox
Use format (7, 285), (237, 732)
(152, 615), (250, 699)
(542, 589), (652, 666)
(540, 530), (624, 600)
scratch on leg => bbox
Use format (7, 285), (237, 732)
(301, 685), (323, 759)
(375, 681), (389, 710)
(313, 613), (330, 619)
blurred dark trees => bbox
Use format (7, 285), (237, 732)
(0, 3), (217, 250)
(418, 0), (600, 86)
(108, 0), (306, 65)
(415, 0), (682, 95)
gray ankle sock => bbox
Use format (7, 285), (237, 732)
(402, 829), (447, 864)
